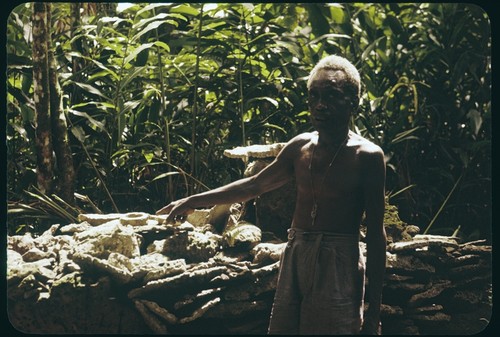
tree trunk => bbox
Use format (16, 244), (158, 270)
(32, 2), (54, 194)
(47, 4), (76, 204)
(70, 2), (83, 105)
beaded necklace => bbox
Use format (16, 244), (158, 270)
(308, 134), (349, 226)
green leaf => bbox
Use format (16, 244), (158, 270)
(264, 123), (287, 134)
(391, 126), (423, 144)
(124, 44), (153, 65)
(136, 3), (171, 17)
(151, 171), (180, 182)
(133, 13), (186, 30)
(360, 36), (386, 62)
(329, 4), (346, 24)
(247, 96), (279, 108)
(466, 109), (482, 136)
(121, 66), (148, 88)
(70, 125), (86, 143)
(143, 152), (155, 163)
(308, 33), (351, 45)
(68, 109), (108, 134)
(384, 14), (404, 35)
(71, 101), (116, 111)
(71, 82), (111, 101)
(10, 123), (29, 142)
(170, 4), (200, 17)
(131, 20), (178, 43)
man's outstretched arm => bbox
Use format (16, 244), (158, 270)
(156, 141), (295, 222)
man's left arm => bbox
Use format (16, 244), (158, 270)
(360, 145), (387, 335)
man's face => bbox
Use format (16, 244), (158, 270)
(308, 69), (355, 132)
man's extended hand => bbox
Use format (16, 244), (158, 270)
(156, 197), (194, 223)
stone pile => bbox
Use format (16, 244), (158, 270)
(380, 233), (491, 334)
(7, 207), (286, 334)
(7, 206), (491, 334)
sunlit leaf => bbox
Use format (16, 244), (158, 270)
(68, 109), (107, 133)
(143, 152), (155, 163)
(70, 125), (86, 143)
(466, 109), (482, 136)
(71, 82), (111, 100)
(151, 171), (180, 182)
(170, 4), (200, 16)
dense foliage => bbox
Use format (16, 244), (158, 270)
(6, 3), (491, 241)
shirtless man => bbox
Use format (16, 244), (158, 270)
(157, 55), (387, 335)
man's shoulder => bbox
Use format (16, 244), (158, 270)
(350, 133), (384, 157)
(276, 132), (314, 159)
(286, 132), (315, 147)
(293, 131), (316, 141)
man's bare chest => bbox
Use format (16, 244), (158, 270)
(294, 147), (362, 196)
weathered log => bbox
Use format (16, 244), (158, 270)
(386, 252), (436, 276)
(388, 236), (459, 254)
(407, 281), (452, 308)
(128, 265), (228, 299)
(134, 299), (169, 333)
(178, 297), (221, 324)
(142, 299), (179, 324)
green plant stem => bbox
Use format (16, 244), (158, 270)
(163, 162), (209, 192)
(238, 8), (246, 146)
(153, 6), (174, 202)
(74, 193), (103, 213)
(76, 133), (120, 213)
(163, 117), (174, 200)
(190, 4), (204, 194)
(388, 184), (416, 200)
(423, 170), (464, 234)
(26, 187), (78, 223)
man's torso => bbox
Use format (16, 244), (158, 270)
(289, 131), (370, 234)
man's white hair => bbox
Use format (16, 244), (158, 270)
(307, 55), (360, 98)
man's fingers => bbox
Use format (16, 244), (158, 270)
(166, 213), (186, 223)
(156, 207), (168, 215)
(157, 200), (193, 222)
(156, 204), (173, 215)
(174, 214), (187, 222)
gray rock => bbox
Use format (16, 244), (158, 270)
(7, 256), (57, 284)
(59, 221), (92, 234)
(72, 252), (134, 284)
(142, 258), (187, 282)
(73, 220), (142, 259)
(250, 242), (286, 264)
(77, 213), (123, 225)
(386, 252), (436, 275)
(22, 247), (53, 262)
(223, 221), (262, 248)
(163, 229), (222, 263)
(119, 212), (151, 226)
(8, 232), (36, 255)
(223, 143), (286, 161)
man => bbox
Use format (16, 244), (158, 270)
(157, 55), (387, 335)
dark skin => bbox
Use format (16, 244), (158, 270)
(157, 68), (387, 334)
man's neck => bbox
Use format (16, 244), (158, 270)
(316, 128), (350, 147)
